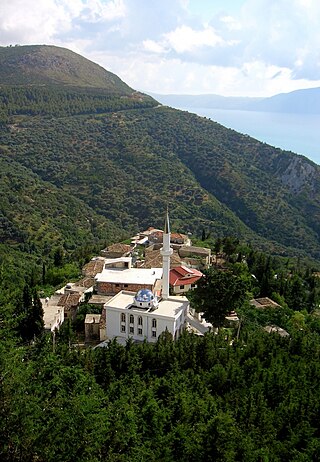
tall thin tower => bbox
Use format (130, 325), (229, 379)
(160, 209), (173, 300)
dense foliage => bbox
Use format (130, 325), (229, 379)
(1, 323), (320, 461)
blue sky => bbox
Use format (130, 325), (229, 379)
(1, 0), (320, 96)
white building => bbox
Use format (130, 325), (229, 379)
(103, 212), (189, 343)
(105, 289), (188, 343)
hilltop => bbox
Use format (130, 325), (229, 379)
(0, 45), (320, 264)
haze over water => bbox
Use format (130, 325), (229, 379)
(180, 107), (320, 165)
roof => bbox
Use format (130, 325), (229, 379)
(264, 325), (289, 337)
(58, 293), (81, 307)
(82, 260), (105, 277)
(85, 314), (101, 324)
(105, 290), (189, 318)
(169, 265), (203, 287)
(250, 297), (281, 308)
(104, 257), (132, 266)
(105, 243), (131, 254)
(179, 245), (211, 256)
(143, 248), (182, 269)
(95, 267), (162, 285)
(76, 277), (95, 289)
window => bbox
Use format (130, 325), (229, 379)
(129, 326), (134, 334)
(124, 284), (128, 288)
(138, 328), (143, 335)
(121, 313), (126, 323)
(191, 283), (196, 288)
(152, 318), (157, 328)
(121, 325), (126, 333)
(180, 285), (184, 289)
(152, 330), (157, 338)
(138, 316), (143, 326)
(129, 314), (134, 324)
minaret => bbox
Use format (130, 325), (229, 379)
(160, 209), (173, 300)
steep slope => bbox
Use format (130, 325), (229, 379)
(0, 156), (121, 252)
(1, 45), (320, 262)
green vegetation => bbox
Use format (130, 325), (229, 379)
(1, 45), (320, 263)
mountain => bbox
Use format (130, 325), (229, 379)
(0, 45), (133, 93)
(150, 93), (263, 110)
(153, 87), (320, 114)
(1, 45), (320, 263)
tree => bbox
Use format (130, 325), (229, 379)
(188, 267), (250, 327)
(15, 285), (44, 342)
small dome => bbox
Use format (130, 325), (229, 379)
(135, 289), (154, 303)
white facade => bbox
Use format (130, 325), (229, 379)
(160, 211), (173, 300)
(104, 290), (189, 343)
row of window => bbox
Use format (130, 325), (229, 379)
(120, 325), (157, 337)
(120, 313), (157, 328)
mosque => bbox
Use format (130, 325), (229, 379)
(103, 212), (190, 343)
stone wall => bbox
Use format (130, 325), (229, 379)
(96, 281), (153, 295)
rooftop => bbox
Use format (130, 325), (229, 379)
(250, 297), (281, 309)
(95, 267), (162, 285)
(82, 259), (105, 277)
(85, 314), (102, 324)
(170, 265), (203, 286)
(105, 290), (188, 318)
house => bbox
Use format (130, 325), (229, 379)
(250, 297), (281, 309)
(41, 295), (65, 332)
(95, 263), (162, 296)
(85, 314), (101, 343)
(82, 258), (105, 278)
(57, 293), (82, 320)
(142, 246), (182, 269)
(100, 243), (132, 259)
(178, 245), (212, 269)
(169, 265), (203, 295)
(148, 230), (190, 248)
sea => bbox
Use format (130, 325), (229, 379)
(177, 106), (320, 165)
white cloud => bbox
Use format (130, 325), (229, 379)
(164, 25), (225, 53)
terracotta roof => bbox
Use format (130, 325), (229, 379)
(144, 249), (182, 269)
(171, 232), (187, 241)
(169, 265), (203, 286)
(58, 293), (81, 307)
(106, 243), (131, 253)
(77, 277), (95, 288)
(82, 260), (105, 277)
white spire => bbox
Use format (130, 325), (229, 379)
(160, 209), (173, 300)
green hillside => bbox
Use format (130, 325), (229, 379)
(0, 45), (133, 92)
(0, 45), (320, 262)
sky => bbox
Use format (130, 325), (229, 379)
(1, 0), (320, 96)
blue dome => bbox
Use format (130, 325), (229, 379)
(135, 289), (154, 303)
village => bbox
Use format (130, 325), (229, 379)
(41, 213), (282, 346)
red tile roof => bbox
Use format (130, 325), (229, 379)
(169, 266), (203, 287)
